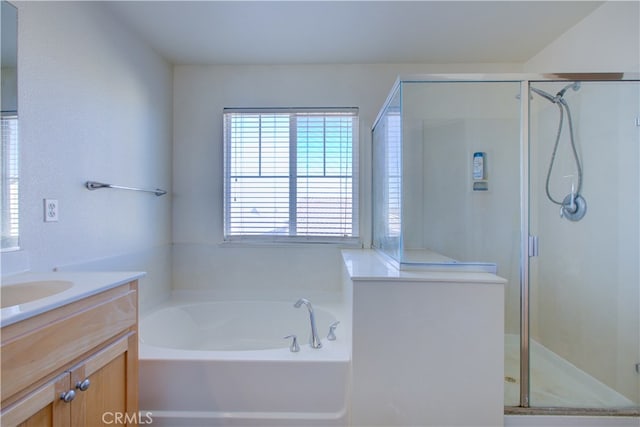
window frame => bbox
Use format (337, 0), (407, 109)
(223, 107), (359, 244)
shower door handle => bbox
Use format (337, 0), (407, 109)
(528, 235), (539, 257)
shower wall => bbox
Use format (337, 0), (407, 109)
(529, 81), (640, 403)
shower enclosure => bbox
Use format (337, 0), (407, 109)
(371, 74), (639, 414)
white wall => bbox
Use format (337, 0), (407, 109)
(347, 252), (505, 426)
(525, 1), (640, 72)
(2, 1), (173, 310)
(171, 63), (520, 294)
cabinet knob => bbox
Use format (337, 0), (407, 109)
(76, 378), (91, 391)
(60, 390), (76, 403)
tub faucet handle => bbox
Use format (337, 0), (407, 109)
(327, 321), (340, 341)
(284, 335), (300, 352)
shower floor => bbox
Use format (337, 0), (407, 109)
(504, 334), (635, 408)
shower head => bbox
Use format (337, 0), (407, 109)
(556, 82), (580, 98)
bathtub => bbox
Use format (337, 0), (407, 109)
(138, 296), (351, 426)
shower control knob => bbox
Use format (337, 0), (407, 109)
(560, 194), (587, 221)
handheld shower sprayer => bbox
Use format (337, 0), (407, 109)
(531, 82), (587, 222)
(530, 87), (557, 103)
(530, 82), (580, 105)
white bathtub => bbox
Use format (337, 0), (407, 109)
(139, 297), (351, 426)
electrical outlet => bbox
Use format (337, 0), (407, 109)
(44, 199), (59, 222)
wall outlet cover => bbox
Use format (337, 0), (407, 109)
(44, 199), (59, 222)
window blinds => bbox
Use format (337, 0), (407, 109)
(223, 108), (358, 242)
(1, 114), (19, 248)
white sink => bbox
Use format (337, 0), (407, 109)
(1, 280), (74, 308)
(0, 271), (145, 326)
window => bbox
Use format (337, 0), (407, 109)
(1, 113), (19, 249)
(385, 112), (401, 238)
(223, 108), (358, 242)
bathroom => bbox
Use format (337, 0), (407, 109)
(1, 1), (639, 426)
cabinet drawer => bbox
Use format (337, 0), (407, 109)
(1, 288), (136, 402)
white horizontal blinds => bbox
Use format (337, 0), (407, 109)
(226, 113), (291, 236)
(1, 114), (19, 248)
(224, 108), (358, 241)
(297, 113), (355, 237)
(386, 113), (401, 237)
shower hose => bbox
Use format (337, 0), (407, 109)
(540, 89), (583, 206)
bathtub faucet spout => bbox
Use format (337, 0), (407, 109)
(294, 298), (322, 349)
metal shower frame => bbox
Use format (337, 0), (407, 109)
(373, 73), (640, 416)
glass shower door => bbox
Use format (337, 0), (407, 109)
(528, 80), (640, 409)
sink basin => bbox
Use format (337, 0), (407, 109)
(1, 280), (74, 308)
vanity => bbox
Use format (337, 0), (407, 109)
(0, 272), (144, 426)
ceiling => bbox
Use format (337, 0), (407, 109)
(104, 1), (603, 65)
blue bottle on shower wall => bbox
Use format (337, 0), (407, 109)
(473, 152), (485, 180)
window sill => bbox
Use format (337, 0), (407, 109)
(218, 238), (363, 249)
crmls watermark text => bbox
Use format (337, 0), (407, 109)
(102, 412), (153, 424)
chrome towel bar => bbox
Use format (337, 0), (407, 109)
(85, 181), (167, 197)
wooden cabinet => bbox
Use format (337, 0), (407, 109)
(5, 374), (70, 427)
(1, 281), (139, 427)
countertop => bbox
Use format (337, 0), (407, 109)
(341, 249), (507, 284)
(1, 271), (145, 326)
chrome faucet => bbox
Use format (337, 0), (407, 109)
(294, 298), (322, 349)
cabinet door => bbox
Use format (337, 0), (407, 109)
(69, 333), (138, 427)
(0, 374), (71, 427)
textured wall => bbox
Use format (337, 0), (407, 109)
(3, 1), (173, 308)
